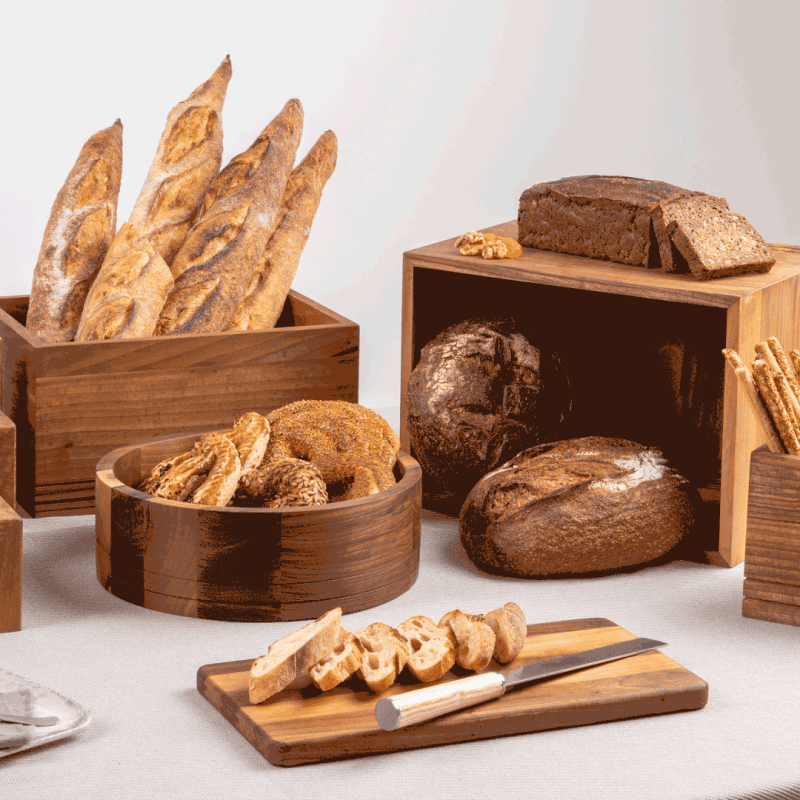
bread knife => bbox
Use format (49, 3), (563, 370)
(374, 636), (666, 731)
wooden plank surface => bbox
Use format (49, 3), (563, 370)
(197, 617), (708, 767)
(0, 497), (22, 632)
(0, 408), (15, 509)
(742, 597), (800, 627)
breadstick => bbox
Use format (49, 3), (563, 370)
(224, 130), (338, 331)
(123, 56), (232, 266)
(752, 360), (800, 454)
(767, 337), (800, 399)
(755, 340), (800, 427)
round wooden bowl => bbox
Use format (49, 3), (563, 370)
(94, 431), (422, 622)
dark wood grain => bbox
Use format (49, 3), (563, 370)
(95, 432), (422, 621)
(0, 291), (359, 518)
(0, 497), (22, 632)
(196, 617), (708, 767)
(401, 224), (800, 567)
(0, 407), (14, 510)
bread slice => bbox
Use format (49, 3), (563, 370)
(669, 211), (775, 280)
(309, 627), (363, 691)
(355, 622), (410, 693)
(249, 607), (341, 704)
(483, 603), (527, 664)
(397, 615), (457, 683)
(439, 610), (496, 671)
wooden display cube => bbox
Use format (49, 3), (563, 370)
(0, 406), (21, 632)
(743, 445), (800, 626)
(401, 221), (800, 567)
(0, 291), (359, 518)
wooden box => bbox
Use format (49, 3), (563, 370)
(0, 406), (21, 632)
(0, 291), (359, 518)
(401, 221), (800, 568)
(95, 432), (422, 622)
(742, 445), (800, 626)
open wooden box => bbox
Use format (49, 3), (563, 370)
(0, 405), (21, 632)
(400, 221), (800, 568)
(0, 291), (358, 518)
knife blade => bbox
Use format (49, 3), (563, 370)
(374, 636), (666, 731)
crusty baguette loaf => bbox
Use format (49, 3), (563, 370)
(123, 56), (232, 266)
(249, 607), (341, 704)
(309, 627), (364, 691)
(438, 609), (496, 671)
(224, 130), (337, 331)
(396, 616), (457, 683)
(483, 603), (526, 664)
(26, 120), (123, 343)
(355, 622), (410, 693)
(189, 436), (241, 506)
(155, 99), (303, 336)
(74, 223), (174, 341)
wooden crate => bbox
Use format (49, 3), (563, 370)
(743, 445), (800, 626)
(401, 221), (800, 568)
(0, 406), (21, 632)
(0, 291), (359, 518)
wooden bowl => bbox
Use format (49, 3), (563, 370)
(94, 431), (422, 622)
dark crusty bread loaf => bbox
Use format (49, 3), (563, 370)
(155, 99), (303, 336)
(459, 436), (696, 576)
(518, 175), (697, 267)
(670, 211), (775, 280)
(26, 120), (123, 343)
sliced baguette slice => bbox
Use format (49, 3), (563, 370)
(309, 627), (364, 691)
(439, 609), (496, 671)
(397, 615), (457, 683)
(355, 622), (410, 693)
(483, 602), (527, 664)
(249, 607), (341, 704)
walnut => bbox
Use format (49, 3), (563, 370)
(455, 230), (522, 259)
(482, 239), (508, 259)
(455, 231), (485, 255)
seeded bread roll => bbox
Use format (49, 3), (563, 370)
(224, 130), (338, 331)
(74, 223), (174, 341)
(155, 99), (303, 336)
(26, 120), (123, 343)
(123, 56), (232, 266)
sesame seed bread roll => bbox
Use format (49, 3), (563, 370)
(155, 99), (303, 336)
(224, 129), (337, 331)
(123, 56), (232, 266)
(26, 120), (123, 343)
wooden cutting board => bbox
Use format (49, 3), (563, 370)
(196, 617), (708, 767)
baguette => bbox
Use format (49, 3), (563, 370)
(123, 56), (232, 266)
(155, 99), (304, 336)
(355, 622), (411, 693)
(396, 616), (457, 683)
(224, 130), (338, 331)
(74, 223), (174, 341)
(309, 628), (364, 691)
(483, 603), (527, 664)
(26, 120), (123, 342)
(249, 607), (341, 704)
(438, 610), (496, 671)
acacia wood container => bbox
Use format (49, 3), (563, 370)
(94, 431), (422, 622)
(0, 291), (358, 519)
(743, 444), (800, 627)
(0, 406), (21, 633)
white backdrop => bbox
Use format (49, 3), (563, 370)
(1, 0), (798, 406)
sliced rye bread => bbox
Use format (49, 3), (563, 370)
(669, 211), (775, 280)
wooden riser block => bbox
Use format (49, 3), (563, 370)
(743, 597), (800, 627)
(0, 497), (22, 632)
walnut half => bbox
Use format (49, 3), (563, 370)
(455, 230), (522, 259)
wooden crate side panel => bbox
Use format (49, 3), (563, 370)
(744, 578), (800, 606)
(742, 596), (800, 627)
(0, 409), (14, 508)
(0, 498), (22, 632)
(400, 257), (415, 453)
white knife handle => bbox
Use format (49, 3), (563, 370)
(375, 672), (505, 731)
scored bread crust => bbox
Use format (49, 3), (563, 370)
(397, 616), (457, 683)
(74, 223), (174, 341)
(439, 610), (497, 671)
(483, 603), (527, 664)
(125, 56), (232, 266)
(249, 607), (342, 704)
(27, 120), (123, 343)
(224, 130), (338, 331)
(355, 622), (411, 693)
(309, 628), (364, 691)
(155, 99), (303, 336)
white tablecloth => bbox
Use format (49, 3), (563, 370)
(2, 409), (799, 800)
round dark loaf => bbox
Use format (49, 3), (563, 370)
(459, 436), (696, 576)
(406, 319), (571, 502)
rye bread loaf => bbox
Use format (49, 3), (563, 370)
(406, 319), (571, 504)
(26, 120), (123, 343)
(459, 436), (696, 577)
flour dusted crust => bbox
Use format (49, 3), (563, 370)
(124, 56), (232, 266)
(27, 120), (123, 343)
(225, 130), (338, 331)
(155, 99), (304, 336)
